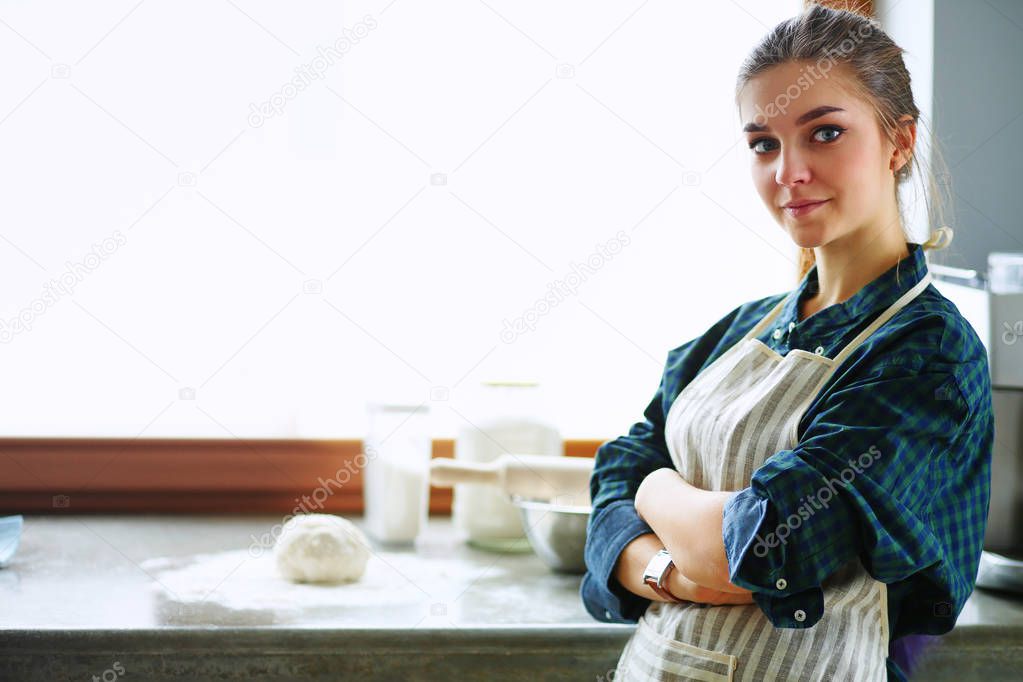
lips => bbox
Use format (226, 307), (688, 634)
(784, 199), (827, 208)
(783, 199), (829, 218)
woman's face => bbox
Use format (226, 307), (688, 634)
(737, 61), (904, 250)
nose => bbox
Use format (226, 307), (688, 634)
(775, 147), (812, 187)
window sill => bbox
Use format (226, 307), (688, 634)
(0, 437), (603, 513)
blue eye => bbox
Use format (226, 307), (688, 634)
(813, 125), (845, 142)
(748, 138), (778, 153)
(747, 125), (846, 154)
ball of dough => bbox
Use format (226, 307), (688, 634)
(273, 513), (370, 584)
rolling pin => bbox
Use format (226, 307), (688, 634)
(430, 454), (594, 504)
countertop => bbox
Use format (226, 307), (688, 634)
(1, 515), (1022, 681)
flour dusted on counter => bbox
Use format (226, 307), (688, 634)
(140, 548), (491, 614)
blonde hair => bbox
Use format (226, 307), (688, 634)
(737, 3), (957, 282)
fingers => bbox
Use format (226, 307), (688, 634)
(670, 570), (755, 605)
(693, 583), (754, 605)
(709, 590), (756, 605)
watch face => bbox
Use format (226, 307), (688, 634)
(644, 551), (673, 582)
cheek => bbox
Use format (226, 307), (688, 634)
(830, 142), (878, 190)
(751, 165), (777, 205)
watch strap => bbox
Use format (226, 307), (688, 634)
(648, 579), (681, 602)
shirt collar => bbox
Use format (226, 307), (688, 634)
(780, 241), (928, 330)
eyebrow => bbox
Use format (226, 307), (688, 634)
(742, 105), (846, 133)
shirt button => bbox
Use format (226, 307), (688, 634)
(794, 609), (806, 622)
(775, 578), (787, 590)
(788, 322), (796, 332)
(814, 345), (824, 355)
(772, 328), (783, 340)
(605, 610), (612, 619)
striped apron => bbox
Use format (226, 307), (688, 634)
(615, 270), (933, 681)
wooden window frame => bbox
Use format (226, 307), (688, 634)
(0, 438), (603, 514)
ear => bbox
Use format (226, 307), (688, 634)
(890, 114), (917, 173)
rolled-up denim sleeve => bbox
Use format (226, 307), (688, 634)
(580, 500), (656, 623)
(579, 377), (670, 624)
(722, 486), (826, 627)
(720, 358), (984, 631)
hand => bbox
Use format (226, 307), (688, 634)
(666, 565), (755, 606)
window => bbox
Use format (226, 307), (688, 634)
(1, 1), (803, 445)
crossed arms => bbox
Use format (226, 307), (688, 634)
(612, 468), (751, 603)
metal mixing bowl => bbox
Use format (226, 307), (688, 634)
(512, 496), (591, 574)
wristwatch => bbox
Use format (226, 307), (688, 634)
(642, 548), (682, 602)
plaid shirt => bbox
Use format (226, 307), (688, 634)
(581, 242), (993, 682)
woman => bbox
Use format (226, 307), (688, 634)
(580, 5), (993, 682)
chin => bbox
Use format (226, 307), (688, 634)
(792, 235), (823, 249)
(781, 222), (825, 249)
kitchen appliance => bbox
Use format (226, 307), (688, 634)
(931, 255), (1023, 593)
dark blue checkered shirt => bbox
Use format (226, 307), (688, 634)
(581, 242), (993, 682)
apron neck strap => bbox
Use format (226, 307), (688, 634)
(829, 270), (933, 366)
(741, 270), (934, 355)
(743, 294), (789, 342)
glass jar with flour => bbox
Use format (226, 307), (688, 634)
(452, 380), (563, 552)
(363, 401), (432, 546)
